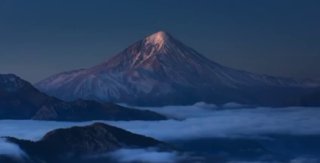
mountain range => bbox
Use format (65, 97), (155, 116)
(1, 123), (171, 163)
(0, 74), (166, 121)
(36, 31), (320, 106)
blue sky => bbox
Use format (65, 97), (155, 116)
(0, 0), (319, 82)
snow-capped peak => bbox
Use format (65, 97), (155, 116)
(36, 31), (320, 106)
(144, 31), (172, 50)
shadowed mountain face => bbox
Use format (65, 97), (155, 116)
(301, 91), (320, 106)
(4, 123), (170, 163)
(0, 74), (167, 121)
(36, 31), (320, 106)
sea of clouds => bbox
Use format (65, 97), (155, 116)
(108, 148), (184, 163)
(1, 105), (320, 141)
(1, 103), (320, 162)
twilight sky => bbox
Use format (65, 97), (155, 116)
(0, 0), (320, 83)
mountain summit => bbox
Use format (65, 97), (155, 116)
(36, 31), (320, 106)
(145, 30), (171, 48)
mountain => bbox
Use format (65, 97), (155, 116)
(4, 124), (320, 163)
(36, 31), (320, 106)
(0, 74), (166, 121)
(3, 123), (171, 163)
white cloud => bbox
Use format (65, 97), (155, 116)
(0, 120), (77, 141)
(1, 105), (320, 162)
(0, 138), (27, 158)
(0, 105), (320, 142)
(108, 106), (320, 140)
(109, 148), (181, 163)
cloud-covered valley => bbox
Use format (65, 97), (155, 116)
(1, 104), (320, 141)
(1, 104), (320, 162)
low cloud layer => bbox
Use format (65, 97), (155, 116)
(0, 138), (26, 158)
(1, 104), (320, 162)
(110, 105), (320, 140)
(109, 148), (181, 163)
(1, 104), (320, 141)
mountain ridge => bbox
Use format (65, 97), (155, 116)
(3, 122), (171, 163)
(36, 31), (320, 106)
(0, 73), (167, 120)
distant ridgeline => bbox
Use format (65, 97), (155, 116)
(0, 74), (167, 121)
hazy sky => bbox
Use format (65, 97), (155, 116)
(0, 0), (319, 83)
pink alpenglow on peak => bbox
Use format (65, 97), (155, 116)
(36, 31), (320, 106)
(144, 31), (171, 49)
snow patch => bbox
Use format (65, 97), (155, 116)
(145, 31), (170, 49)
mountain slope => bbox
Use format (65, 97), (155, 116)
(36, 31), (320, 106)
(4, 123), (171, 163)
(0, 74), (167, 121)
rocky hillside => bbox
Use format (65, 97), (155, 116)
(0, 74), (167, 121)
(4, 123), (171, 163)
